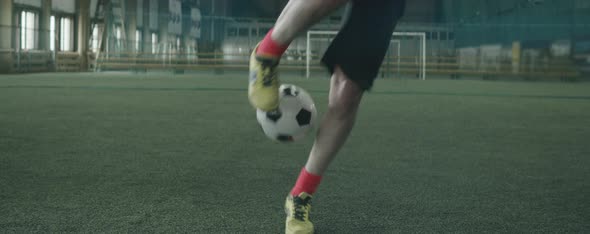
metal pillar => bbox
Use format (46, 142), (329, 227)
(40, 0), (52, 50)
(126, 0), (137, 52)
(78, 0), (91, 71)
(0, 0), (14, 73)
(158, 0), (169, 56)
(143, 0), (152, 54)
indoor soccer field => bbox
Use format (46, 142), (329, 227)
(1, 72), (589, 232)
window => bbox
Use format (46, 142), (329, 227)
(151, 33), (158, 54)
(115, 25), (122, 48)
(59, 16), (74, 51)
(227, 27), (237, 37)
(91, 25), (100, 52)
(440, 31), (448, 41)
(238, 28), (248, 37)
(135, 29), (142, 52)
(50, 16), (55, 51)
(20, 11), (38, 50)
(176, 37), (181, 52)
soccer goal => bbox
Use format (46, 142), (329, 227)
(306, 31), (426, 80)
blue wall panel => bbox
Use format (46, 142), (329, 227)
(443, 0), (588, 47)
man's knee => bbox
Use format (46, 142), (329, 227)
(328, 67), (363, 119)
(315, 0), (348, 5)
(327, 99), (358, 122)
(291, 0), (348, 6)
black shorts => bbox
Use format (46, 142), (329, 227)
(321, 0), (406, 90)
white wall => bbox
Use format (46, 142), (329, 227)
(14, 0), (42, 7)
(52, 0), (75, 13)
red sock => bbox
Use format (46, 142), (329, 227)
(256, 29), (289, 57)
(290, 168), (323, 196)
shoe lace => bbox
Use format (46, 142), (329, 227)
(292, 196), (312, 221)
(258, 58), (278, 86)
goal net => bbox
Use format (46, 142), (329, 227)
(306, 31), (426, 80)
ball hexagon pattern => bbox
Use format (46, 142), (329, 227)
(256, 84), (317, 142)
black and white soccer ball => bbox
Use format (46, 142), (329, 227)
(256, 84), (317, 143)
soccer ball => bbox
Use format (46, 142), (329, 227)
(256, 84), (317, 142)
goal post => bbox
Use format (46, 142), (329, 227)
(306, 30), (426, 80)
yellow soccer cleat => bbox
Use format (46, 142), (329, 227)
(248, 45), (280, 111)
(285, 192), (314, 234)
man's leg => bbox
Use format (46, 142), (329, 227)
(285, 66), (363, 234)
(289, 0), (406, 192)
(285, 0), (407, 233)
(271, 0), (349, 46)
(305, 67), (363, 175)
(248, 0), (349, 111)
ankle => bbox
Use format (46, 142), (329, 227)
(291, 167), (323, 196)
(257, 29), (289, 57)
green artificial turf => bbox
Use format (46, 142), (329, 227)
(1, 72), (589, 232)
